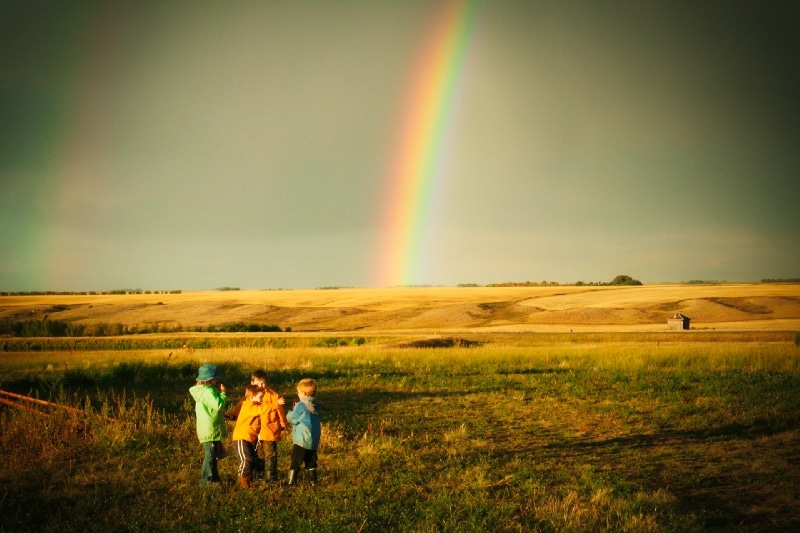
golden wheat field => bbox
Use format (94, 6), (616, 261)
(2, 283), (800, 334)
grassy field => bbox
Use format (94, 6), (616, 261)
(1, 285), (799, 531)
(1, 338), (799, 532)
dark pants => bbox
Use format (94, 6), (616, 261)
(234, 440), (256, 478)
(290, 444), (318, 471)
(255, 440), (279, 479)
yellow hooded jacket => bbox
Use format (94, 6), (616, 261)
(232, 399), (265, 443)
(231, 388), (287, 443)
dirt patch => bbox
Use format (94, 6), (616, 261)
(398, 337), (482, 348)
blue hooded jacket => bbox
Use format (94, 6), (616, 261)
(287, 396), (320, 450)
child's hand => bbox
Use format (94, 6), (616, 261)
(277, 396), (286, 406)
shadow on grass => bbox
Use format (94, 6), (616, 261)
(496, 368), (575, 375)
(543, 416), (800, 452)
(532, 417), (800, 530)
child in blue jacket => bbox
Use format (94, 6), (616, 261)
(286, 378), (321, 486)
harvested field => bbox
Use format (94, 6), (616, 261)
(2, 284), (799, 332)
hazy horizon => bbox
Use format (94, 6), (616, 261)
(4, 277), (799, 294)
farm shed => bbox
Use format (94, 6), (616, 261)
(667, 313), (691, 330)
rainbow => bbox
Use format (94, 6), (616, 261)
(373, 0), (479, 287)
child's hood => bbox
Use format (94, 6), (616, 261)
(189, 384), (211, 401)
(300, 396), (319, 415)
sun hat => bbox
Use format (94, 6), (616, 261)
(196, 364), (220, 382)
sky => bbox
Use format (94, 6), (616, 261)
(2, 0), (799, 291)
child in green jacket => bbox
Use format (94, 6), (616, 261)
(189, 364), (227, 485)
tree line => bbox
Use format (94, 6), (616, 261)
(0, 319), (283, 337)
(1, 290), (183, 296)
(471, 275), (644, 287)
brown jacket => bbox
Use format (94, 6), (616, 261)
(258, 387), (288, 442)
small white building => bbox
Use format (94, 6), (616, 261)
(667, 313), (691, 330)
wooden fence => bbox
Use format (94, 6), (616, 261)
(0, 389), (94, 420)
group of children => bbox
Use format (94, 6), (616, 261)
(188, 364), (321, 488)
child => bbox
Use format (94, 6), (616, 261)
(231, 385), (267, 488)
(257, 382), (288, 482)
(286, 378), (321, 486)
(226, 369), (286, 481)
(224, 369), (269, 421)
(189, 364), (227, 486)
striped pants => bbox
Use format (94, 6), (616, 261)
(234, 439), (257, 478)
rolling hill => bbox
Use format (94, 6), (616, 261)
(2, 284), (800, 333)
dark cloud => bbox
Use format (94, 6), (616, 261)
(2, 1), (798, 290)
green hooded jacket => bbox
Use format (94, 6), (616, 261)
(189, 384), (227, 443)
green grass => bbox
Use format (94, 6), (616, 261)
(1, 339), (799, 531)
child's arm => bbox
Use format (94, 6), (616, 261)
(202, 386), (227, 415)
(277, 404), (288, 429)
(224, 397), (245, 421)
(286, 402), (306, 426)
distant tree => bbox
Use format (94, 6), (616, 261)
(609, 275), (642, 286)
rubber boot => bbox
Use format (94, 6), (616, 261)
(237, 476), (252, 489)
(287, 469), (298, 487)
(307, 468), (317, 488)
(267, 456), (279, 482)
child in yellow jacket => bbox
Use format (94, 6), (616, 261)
(227, 369), (287, 482)
(231, 384), (287, 487)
